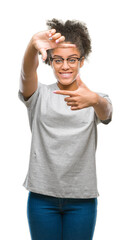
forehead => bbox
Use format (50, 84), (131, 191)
(51, 45), (80, 57)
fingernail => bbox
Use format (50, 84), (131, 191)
(56, 39), (59, 43)
(49, 37), (52, 40)
(49, 33), (52, 37)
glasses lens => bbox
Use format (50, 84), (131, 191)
(51, 57), (81, 66)
(53, 58), (63, 64)
(67, 58), (78, 65)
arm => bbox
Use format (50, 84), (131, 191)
(52, 74), (113, 120)
(19, 29), (76, 100)
(92, 94), (112, 121)
(19, 38), (39, 100)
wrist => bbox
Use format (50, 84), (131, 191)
(91, 92), (99, 107)
(30, 37), (39, 54)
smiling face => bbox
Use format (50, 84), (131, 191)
(50, 44), (84, 90)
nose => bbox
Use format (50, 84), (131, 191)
(61, 59), (70, 70)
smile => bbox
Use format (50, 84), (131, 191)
(59, 72), (73, 78)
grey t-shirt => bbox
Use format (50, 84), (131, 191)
(18, 81), (112, 198)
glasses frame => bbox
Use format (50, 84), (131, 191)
(50, 56), (83, 66)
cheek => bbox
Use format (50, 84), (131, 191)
(52, 66), (61, 81)
(73, 65), (80, 74)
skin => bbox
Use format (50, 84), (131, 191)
(49, 41), (112, 119)
(20, 28), (112, 120)
(19, 28), (76, 99)
(50, 45), (84, 91)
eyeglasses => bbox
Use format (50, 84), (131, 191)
(50, 56), (82, 67)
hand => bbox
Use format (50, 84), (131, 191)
(32, 29), (76, 61)
(53, 74), (98, 110)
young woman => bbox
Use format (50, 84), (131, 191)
(18, 18), (113, 240)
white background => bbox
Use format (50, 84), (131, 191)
(0, 0), (131, 239)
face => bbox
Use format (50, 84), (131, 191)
(50, 44), (84, 86)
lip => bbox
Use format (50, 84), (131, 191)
(59, 72), (73, 74)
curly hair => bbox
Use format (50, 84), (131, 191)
(43, 18), (92, 65)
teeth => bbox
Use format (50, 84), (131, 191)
(60, 73), (72, 78)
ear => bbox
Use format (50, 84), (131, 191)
(80, 57), (85, 68)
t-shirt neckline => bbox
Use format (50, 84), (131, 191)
(54, 82), (61, 90)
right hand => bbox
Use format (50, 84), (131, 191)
(32, 29), (76, 61)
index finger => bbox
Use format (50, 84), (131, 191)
(53, 90), (76, 96)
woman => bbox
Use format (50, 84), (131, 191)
(18, 18), (113, 240)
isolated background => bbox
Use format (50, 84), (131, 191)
(1, 0), (131, 239)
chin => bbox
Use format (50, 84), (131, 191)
(57, 77), (76, 85)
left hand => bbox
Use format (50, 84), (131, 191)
(53, 74), (98, 110)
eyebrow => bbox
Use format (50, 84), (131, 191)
(52, 54), (78, 58)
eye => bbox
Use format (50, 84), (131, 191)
(54, 59), (63, 64)
(68, 58), (77, 63)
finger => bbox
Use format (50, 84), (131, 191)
(56, 43), (76, 48)
(75, 73), (85, 87)
(64, 97), (76, 102)
(49, 32), (61, 40)
(55, 36), (65, 43)
(53, 90), (76, 96)
(76, 73), (80, 79)
(48, 29), (56, 37)
(71, 106), (79, 110)
(40, 48), (47, 61)
(67, 102), (78, 106)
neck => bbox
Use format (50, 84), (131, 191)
(57, 80), (78, 91)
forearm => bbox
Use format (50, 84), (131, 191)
(93, 94), (112, 121)
(21, 37), (39, 80)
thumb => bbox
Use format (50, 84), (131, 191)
(76, 73), (84, 87)
(40, 49), (47, 61)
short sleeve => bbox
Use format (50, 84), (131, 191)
(95, 92), (113, 125)
(18, 81), (42, 110)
